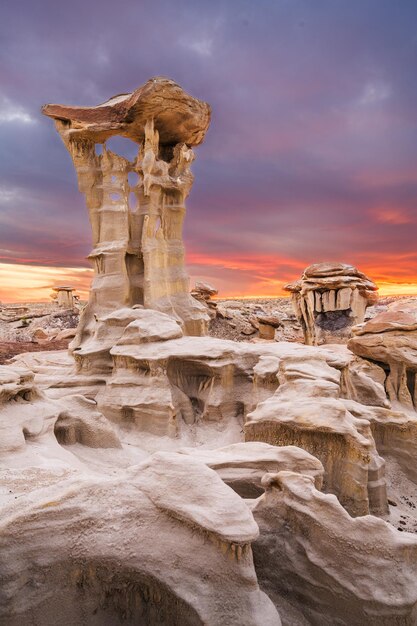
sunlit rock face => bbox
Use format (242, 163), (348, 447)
(285, 262), (378, 345)
(3, 79), (417, 626)
(349, 299), (417, 412)
(42, 77), (211, 349)
(245, 354), (388, 517)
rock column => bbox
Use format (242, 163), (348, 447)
(42, 78), (211, 349)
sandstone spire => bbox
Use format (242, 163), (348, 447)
(42, 77), (211, 349)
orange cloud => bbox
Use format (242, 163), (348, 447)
(2, 251), (417, 305)
(372, 208), (412, 225)
(0, 263), (92, 303)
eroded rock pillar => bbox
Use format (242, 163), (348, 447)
(42, 77), (211, 349)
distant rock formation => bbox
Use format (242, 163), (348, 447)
(191, 281), (218, 318)
(43, 77), (211, 350)
(284, 262), (378, 345)
(50, 285), (76, 309)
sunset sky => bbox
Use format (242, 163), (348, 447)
(1, 0), (416, 302)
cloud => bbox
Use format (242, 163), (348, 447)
(179, 36), (213, 57)
(0, 186), (19, 204)
(372, 208), (413, 225)
(0, 97), (35, 124)
(358, 81), (391, 106)
(0, 0), (416, 300)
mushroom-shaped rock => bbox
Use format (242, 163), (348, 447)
(284, 262), (378, 345)
(42, 77), (211, 145)
(256, 314), (282, 340)
(43, 78), (211, 355)
(191, 281), (218, 319)
(191, 281), (218, 300)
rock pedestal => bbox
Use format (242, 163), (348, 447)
(284, 262), (378, 345)
(52, 286), (75, 308)
(42, 77), (211, 350)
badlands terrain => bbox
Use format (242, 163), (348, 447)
(2, 77), (417, 626)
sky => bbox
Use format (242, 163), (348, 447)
(1, 0), (416, 302)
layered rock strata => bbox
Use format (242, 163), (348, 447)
(349, 300), (417, 412)
(191, 281), (218, 319)
(284, 262), (378, 345)
(42, 78), (211, 348)
(2, 77), (417, 626)
(252, 471), (417, 625)
(245, 354), (388, 517)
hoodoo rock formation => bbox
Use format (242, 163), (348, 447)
(42, 77), (211, 349)
(2, 79), (417, 626)
(285, 262), (378, 345)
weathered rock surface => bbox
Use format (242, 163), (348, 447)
(285, 262), (378, 345)
(2, 77), (417, 626)
(245, 354), (388, 517)
(42, 77), (211, 146)
(252, 471), (417, 625)
(191, 281), (218, 301)
(43, 77), (211, 349)
(349, 300), (417, 412)
(180, 442), (324, 498)
(0, 453), (279, 626)
(4, 332), (417, 623)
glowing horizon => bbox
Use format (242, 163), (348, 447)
(1, 2), (416, 300)
(1, 260), (416, 304)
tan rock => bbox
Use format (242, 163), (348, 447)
(252, 471), (417, 625)
(348, 300), (417, 412)
(0, 453), (279, 626)
(43, 77), (211, 352)
(31, 327), (49, 342)
(55, 328), (77, 341)
(180, 442), (324, 498)
(51, 286), (75, 308)
(191, 281), (218, 301)
(0, 74), (412, 626)
(284, 262), (377, 345)
(245, 355), (388, 517)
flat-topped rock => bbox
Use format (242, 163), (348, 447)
(44, 78), (211, 353)
(303, 262), (369, 280)
(284, 262), (378, 345)
(353, 299), (417, 335)
(42, 77), (211, 145)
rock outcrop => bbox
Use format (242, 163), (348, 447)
(191, 281), (218, 319)
(252, 471), (417, 626)
(285, 262), (378, 345)
(0, 453), (279, 626)
(349, 299), (417, 412)
(245, 354), (388, 517)
(42, 77), (211, 349)
(2, 78), (417, 626)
